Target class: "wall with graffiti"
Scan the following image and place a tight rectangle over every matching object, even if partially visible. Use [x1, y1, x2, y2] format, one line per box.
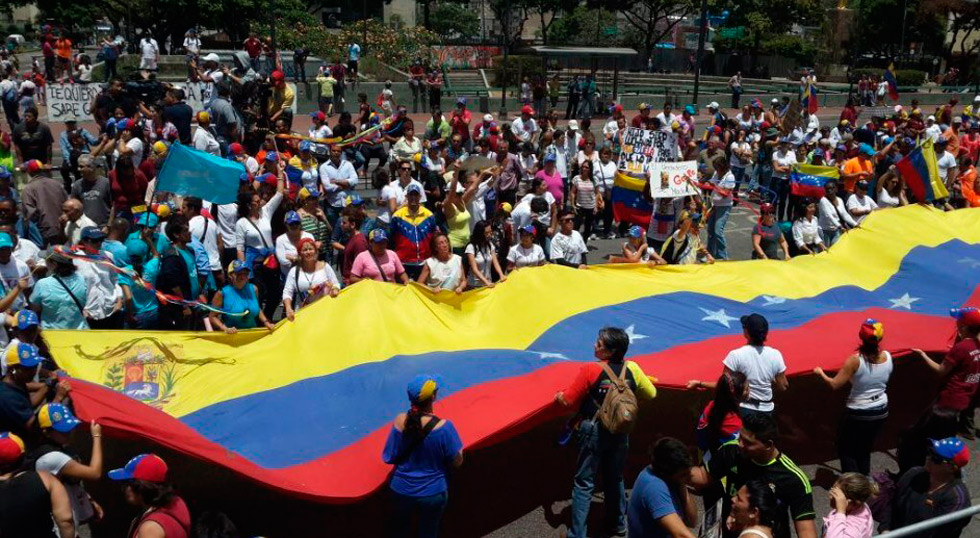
[432, 46, 502, 69]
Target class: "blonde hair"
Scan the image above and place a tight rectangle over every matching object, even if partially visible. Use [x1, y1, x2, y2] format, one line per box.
[836, 472, 879, 503]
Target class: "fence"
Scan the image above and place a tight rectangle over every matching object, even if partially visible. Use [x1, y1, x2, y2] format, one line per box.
[875, 504, 980, 538]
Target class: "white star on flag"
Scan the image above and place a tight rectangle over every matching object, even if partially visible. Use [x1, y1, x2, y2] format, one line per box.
[532, 351, 571, 361]
[761, 295, 786, 306]
[700, 307, 740, 328]
[888, 293, 920, 310]
[958, 257, 980, 269]
[624, 324, 648, 343]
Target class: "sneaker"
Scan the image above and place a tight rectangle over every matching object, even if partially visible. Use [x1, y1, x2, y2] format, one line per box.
[588, 234, 597, 241]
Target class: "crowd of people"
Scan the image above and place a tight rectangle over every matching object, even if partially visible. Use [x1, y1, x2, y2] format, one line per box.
[0, 30, 977, 537]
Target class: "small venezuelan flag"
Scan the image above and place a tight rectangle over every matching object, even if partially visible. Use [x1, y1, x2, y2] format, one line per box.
[802, 81, 819, 114]
[884, 63, 900, 101]
[895, 140, 949, 202]
[791, 164, 838, 198]
[611, 171, 652, 227]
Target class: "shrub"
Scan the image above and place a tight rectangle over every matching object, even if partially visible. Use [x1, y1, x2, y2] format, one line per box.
[850, 67, 926, 87]
[491, 55, 545, 86]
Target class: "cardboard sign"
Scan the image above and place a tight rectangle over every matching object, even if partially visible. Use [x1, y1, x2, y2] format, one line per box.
[617, 127, 678, 174]
[646, 160, 700, 199]
[45, 83, 102, 122]
[780, 99, 803, 134]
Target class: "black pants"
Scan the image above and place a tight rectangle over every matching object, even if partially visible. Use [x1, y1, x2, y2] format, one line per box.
[837, 408, 887, 475]
[575, 207, 595, 239]
[158, 303, 192, 331]
[44, 56, 55, 81]
[565, 96, 580, 119]
[1, 100, 18, 128]
[429, 88, 441, 112]
[897, 405, 959, 474]
[599, 193, 614, 236]
[251, 265, 283, 321]
[87, 311, 124, 330]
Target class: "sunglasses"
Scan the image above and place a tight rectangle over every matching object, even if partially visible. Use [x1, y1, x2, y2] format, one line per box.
[400, 167, 412, 171]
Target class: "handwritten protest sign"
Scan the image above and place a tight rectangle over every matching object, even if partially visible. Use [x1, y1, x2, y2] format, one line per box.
[617, 127, 678, 174]
[646, 160, 700, 199]
[45, 84, 101, 122]
[175, 82, 297, 114]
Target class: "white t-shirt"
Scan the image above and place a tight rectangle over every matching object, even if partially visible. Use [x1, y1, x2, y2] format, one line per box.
[464, 243, 496, 287]
[466, 179, 492, 229]
[215, 203, 238, 251]
[507, 243, 545, 269]
[274, 232, 315, 276]
[12, 238, 42, 269]
[710, 170, 736, 207]
[183, 36, 201, 54]
[772, 149, 797, 179]
[0, 257, 32, 311]
[139, 38, 158, 60]
[594, 160, 617, 193]
[423, 255, 464, 290]
[189, 215, 220, 271]
[846, 194, 878, 224]
[730, 141, 752, 168]
[656, 112, 677, 131]
[234, 192, 283, 252]
[722, 344, 787, 412]
[282, 263, 340, 308]
[550, 231, 587, 265]
[192, 126, 221, 156]
[113, 138, 144, 168]
[937, 150, 957, 181]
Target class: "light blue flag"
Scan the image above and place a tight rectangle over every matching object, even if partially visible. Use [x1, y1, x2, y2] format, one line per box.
[155, 143, 245, 204]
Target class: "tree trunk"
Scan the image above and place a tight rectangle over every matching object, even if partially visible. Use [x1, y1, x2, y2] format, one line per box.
[540, 10, 548, 45]
[423, 0, 431, 28]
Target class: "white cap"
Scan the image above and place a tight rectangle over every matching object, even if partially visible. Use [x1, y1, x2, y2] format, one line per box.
[567, 119, 579, 131]
[954, 116, 963, 123]
[202, 52, 220, 63]
[974, 95, 980, 102]
[19, 80, 34, 90]
[927, 115, 936, 122]
[708, 101, 720, 109]
[771, 98, 779, 104]
[483, 114, 494, 122]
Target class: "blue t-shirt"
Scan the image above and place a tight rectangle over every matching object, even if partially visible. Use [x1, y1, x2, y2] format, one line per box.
[627, 468, 683, 538]
[103, 239, 130, 266]
[382, 420, 463, 497]
[220, 283, 260, 329]
[29, 273, 90, 330]
[348, 44, 361, 62]
[118, 264, 159, 315]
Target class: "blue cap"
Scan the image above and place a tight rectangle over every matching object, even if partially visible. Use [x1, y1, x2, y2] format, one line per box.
[407, 374, 442, 404]
[930, 437, 970, 467]
[134, 212, 159, 228]
[519, 224, 535, 235]
[80, 226, 106, 241]
[299, 140, 313, 152]
[628, 225, 644, 238]
[543, 153, 556, 163]
[0, 166, 10, 179]
[369, 228, 388, 243]
[14, 309, 38, 330]
[284, 210, 302, 225]
[859, 143, 875, 156]
[5, 342, 40, 369]
[684, 104, 697, 115]
[227, 260, 249, 273]
[0, 232, 13, 249]
[406, 183, 423, 195]
[125, 236, 150, 264]
[345, 193, 364, 206]
[265, 151, 279, 162]
[37, 403, 82, 433]
[239, 172, 251, 184]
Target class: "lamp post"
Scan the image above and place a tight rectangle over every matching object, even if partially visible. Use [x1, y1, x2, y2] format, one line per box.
[692, 0, 708, 106]
[499, 0, 509, 117]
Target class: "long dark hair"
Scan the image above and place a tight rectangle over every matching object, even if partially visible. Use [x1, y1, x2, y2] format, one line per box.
[742, 479, 779, 529]
[858, 338, 880, 363]
[470, 219, 491, 255]
[705, 370, 748, 448]
[404, 396, 434, 443]
[129, 479, 176, 508]
[236, 191, 255, 220]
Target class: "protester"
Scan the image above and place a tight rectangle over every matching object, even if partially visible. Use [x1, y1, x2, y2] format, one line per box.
[752, 203, 791, 260]
[283, 237, 339, 320]
[0, 431, 75, 537]
[823, 473, 876, 538]
[210, 260, 275, 333]
[725, 480, 779, 538]
[109, 453, 192, 538]
[29, 250, 89, 330]
[696, 370, 749, 461]
[417, 234, 466, 294]
[350, 229, 410, 284]
[626, 437, 698, 538]
[555, 327, 657, 538]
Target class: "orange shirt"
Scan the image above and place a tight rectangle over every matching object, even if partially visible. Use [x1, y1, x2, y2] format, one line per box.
[961, 166, 980, 207]
[944, 127, 961, 157]
[842, 156, 873, 193]
[55, 38, 72, 59]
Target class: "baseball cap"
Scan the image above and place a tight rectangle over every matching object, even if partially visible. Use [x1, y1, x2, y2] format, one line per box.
[708, 101, 720, 109]
[930, 437, 970, 468]
[108, 453, 169, 483]
[638, 102, 652, 111]
[771, 98, 779, 104]
[239, 172, 252, 184]
[369, 228, 388, 243]
[202, 52, 220, 63]
[684, 104, 697, 115]
[456, 97, 467, 106]
[859, 318, 884, 342]
[954, 116, 964, 124]
[154, 203, 172, 219]
[951, 307, 980, 329]
[406, 183, 423, 196]
[856, 180, 870, 191]
[14, 309, 38, 330]
[543, 153, 557, 163]
[567, 119, 579, 131]
[498, 202, 513, 214]
[135, 211, 159, 228]
[298, 186, 320, 200]
[152, 141, 169, 156]
[284, 210, 302, 225]
[0, 433, 25, 465]
[24, 160, 43, 175]
[345, 193, 365, 206]
[5, 342, 40, 369]
[0, 166, 11, 179]
[407, 374, 442, 404]
[258, 173, 278, 186]
[227, 260, 249, 274]
[36, 403, 82, 433]
[483, 114, 494, 122]
[518, 224, 535, 236]
[740, 313, 769, 340]
[310, 111, 326, 122]
[0, 232, 13, 249]
[264, 151, 279, 163]
[80, 226, 107, 241]
[628, 225, 644, 238]
[299, 140, 313, 152]
[271, 70, 285, 82]
[521, 105, 534, 115]
[229, 142, 244, 156]
[927, 115, 936, 122]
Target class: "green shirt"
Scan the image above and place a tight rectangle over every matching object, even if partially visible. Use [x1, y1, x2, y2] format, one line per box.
[316, 74, 336, 98]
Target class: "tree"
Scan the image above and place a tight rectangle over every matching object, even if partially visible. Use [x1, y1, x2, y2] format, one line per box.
[549, 5, 618, 46]
[849, 0, 943, 60]
[715, 0, 822, 67]
[430, 2, 481, 39]
[589, 0, 696, 58]
[933, 0, 980, 60]
[525, 0, 580, 44]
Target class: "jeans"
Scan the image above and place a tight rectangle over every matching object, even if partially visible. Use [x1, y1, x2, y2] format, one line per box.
[707, 204, 731, 260]
[345, 147, 366, 171]
[389, 490, 448, 538]
[772, 176, 790, 221]
[822, 228, 841, 248]
[575, 207, 596, 239]
[732, 166, 746, 194]
[569, 419, 628, 538]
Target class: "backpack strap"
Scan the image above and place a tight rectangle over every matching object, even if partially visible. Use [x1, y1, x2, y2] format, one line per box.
[599, 361, 628, 391]
[392, 414, 440, 466]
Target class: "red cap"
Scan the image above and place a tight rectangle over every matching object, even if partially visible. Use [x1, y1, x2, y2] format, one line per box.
[712, 125, 722, 134]
[229, 142, 244, 156]
[761, 121, 771, 130]
[613, 104, 623, 113]
[108, 453, 169, 483]
[24, 160, 43, 174]
[0, 433, 25, 464]
[260, 173, 278, 186]
[521, 105, 534, 115]
[957, 308, 980, 329]
[271, 70, 285, 82]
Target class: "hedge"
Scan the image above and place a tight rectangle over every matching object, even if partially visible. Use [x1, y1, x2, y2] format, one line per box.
[850, 68, 926, 87]
[491, 55, 546, 86]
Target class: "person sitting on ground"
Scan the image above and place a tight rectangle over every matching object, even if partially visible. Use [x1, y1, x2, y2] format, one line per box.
[609, 225, 667, 265]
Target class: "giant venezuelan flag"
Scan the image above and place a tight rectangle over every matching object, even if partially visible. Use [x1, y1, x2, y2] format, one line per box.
[47, 206, 980, 503]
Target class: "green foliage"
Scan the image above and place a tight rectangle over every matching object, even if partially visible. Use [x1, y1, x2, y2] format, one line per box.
[717, 0, 822, 50]
[548, 5, 619, 46]
[713, 34, 817, 64]
[279, 18, 438, 70]
[492, 55, 545, 86]
[850, 68, 926, 87]
[851, 0, 944, 58]
[430, 2, 481, 39]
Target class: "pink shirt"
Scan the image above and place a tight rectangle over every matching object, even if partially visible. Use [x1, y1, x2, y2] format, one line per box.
[350, 249, 405, 282]
[535, 169, 564, 206]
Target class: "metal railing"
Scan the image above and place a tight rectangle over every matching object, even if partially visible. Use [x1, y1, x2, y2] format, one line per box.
[875, 504, 980, 538]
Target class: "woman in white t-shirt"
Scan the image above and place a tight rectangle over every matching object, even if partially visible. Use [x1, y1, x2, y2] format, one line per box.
[791, 200, 824, 255]
[418, 234, 466, 293]
[113, 119, 145, 168]
[594, 147, 618, 238]
[876, 171, 908, 208]
[234, 164, 285, 317]
[506, 224, 545, 273]
[283, 238, 340, 321]
[465, 220, 506, 288]
[813, 319, 892, 475]
[274, 211, 315, 276]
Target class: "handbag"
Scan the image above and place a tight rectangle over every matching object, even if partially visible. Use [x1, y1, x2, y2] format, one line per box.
[245, 219, 278, 271]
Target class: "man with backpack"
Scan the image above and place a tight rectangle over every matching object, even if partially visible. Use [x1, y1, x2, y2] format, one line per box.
[555, 326, 657, 538]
